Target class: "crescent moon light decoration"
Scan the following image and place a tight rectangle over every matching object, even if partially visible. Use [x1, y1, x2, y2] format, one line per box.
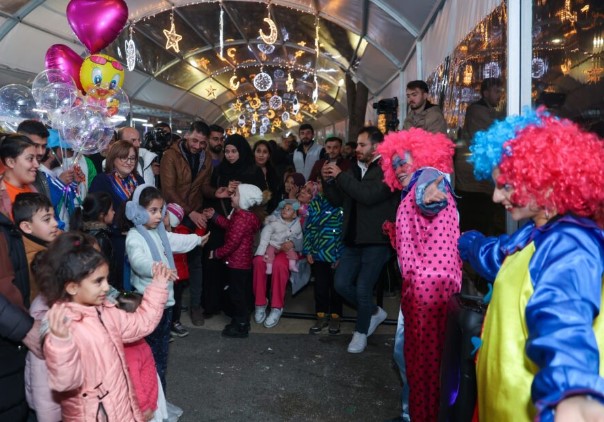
[227, 48, 236, 59]
[259, 17, 277, 45]
[249, 96, 261, 109]
[229, 74, 240, 91]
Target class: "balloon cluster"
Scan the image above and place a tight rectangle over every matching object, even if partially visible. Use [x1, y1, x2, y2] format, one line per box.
[0, 0, 129, 155]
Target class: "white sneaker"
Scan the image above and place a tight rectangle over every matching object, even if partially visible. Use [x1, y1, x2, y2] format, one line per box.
[263, 308, 283, 328]
[367, 306, 387, 337]
[347, 331, 367, 353]
[254, 304, 267, 324]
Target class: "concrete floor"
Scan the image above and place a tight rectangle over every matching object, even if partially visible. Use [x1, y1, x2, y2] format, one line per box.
[165, 283, 403, 421]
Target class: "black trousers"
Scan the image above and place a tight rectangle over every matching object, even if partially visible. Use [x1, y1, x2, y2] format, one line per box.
[227, 268, 252, 324]
[312, 261, 343, 316]
[438, 293, 486, 422]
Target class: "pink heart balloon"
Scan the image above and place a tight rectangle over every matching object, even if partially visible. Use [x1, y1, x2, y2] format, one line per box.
[45, 44, 84, 92]
[66, 0, 129, 54]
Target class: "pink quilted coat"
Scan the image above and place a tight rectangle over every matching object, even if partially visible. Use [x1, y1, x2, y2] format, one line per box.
[43, 282, 168, 421]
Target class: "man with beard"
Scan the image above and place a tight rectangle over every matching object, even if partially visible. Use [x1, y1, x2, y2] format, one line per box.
[161, 120, 212, 326]
[402, 80, 447, 134]
[321, 126, 399, 354]
[293, 123, 324, 181]
[207, 124, 225, 168]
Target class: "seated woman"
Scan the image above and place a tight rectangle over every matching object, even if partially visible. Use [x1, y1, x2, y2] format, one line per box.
[460, 113, 604, 421]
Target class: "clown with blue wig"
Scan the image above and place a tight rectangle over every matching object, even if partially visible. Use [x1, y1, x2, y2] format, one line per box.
[460, 110, 604, 420]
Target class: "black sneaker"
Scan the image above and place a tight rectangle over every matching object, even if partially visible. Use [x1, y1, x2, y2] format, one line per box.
[309, 315, 330, 334]
[221, 322, 250, 338]
[328, 316, 341, 335]
[171, 322, 189, 338]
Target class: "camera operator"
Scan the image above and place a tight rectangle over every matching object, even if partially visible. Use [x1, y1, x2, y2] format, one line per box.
[402, 80, 447, 134]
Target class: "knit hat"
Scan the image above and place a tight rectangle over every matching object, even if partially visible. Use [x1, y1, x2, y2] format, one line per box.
[237, 184, 264, 210]
[166, 203, 185, 228]
[290, 173, 306, 189]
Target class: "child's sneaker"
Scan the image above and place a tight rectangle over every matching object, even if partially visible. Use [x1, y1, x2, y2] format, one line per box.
[266, 263, 273, 275]
[254, 304, 267, 324]
[328, 314, 341, 335]
[288, 259, 298, 273]
[263, 308, 283, 328]
[170, 322, 189, 338]
[309, 313, 329, 334]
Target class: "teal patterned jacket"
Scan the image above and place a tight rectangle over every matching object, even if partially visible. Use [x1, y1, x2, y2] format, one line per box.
[302, 193, 344, 263]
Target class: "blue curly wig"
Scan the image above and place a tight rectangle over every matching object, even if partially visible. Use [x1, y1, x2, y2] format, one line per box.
[469, 107, 547, 180]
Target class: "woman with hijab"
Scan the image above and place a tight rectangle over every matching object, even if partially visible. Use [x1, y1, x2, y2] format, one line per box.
[202, 134, 265, 317]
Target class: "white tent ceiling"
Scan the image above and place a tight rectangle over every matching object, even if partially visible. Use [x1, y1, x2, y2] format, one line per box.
[0, 0, 474, 129]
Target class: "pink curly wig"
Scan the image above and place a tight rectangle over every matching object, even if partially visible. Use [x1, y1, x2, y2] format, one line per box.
[498, 116, 604, 222]
[377, 128, 455, 191]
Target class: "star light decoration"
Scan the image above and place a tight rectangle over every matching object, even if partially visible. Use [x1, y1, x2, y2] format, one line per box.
[286, 72, 294, 92]
[232, 99, 243, 112]
[197, 57, 210, 71]
[206, 83, 217, 99]
[163, 10, 182, 53]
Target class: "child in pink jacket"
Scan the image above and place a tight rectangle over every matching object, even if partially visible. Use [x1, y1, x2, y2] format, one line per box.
[38, 232, 170, 422]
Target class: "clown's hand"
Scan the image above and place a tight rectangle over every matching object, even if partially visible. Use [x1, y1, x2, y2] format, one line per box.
[423, 175, 446, 204]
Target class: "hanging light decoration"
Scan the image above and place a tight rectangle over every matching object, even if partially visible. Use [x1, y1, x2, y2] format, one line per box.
[253, 69, 273, 91]
[163, 9, 182, 53]
[229, 70, 240, 91]
[259, 1, 277, 45]
[286, 71, 294, 92]
[281, 111, 290, 122]
[125, 25, 136, 71]
[269, 95, 283, 110]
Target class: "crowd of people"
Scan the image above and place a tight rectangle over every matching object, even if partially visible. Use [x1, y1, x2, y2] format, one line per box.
[2, 77, 604, 421]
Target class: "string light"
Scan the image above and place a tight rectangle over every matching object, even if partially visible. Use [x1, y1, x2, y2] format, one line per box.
[163, 9, 182, 53]
[313, 14, 320, 103]
[219, 1, 224, 59]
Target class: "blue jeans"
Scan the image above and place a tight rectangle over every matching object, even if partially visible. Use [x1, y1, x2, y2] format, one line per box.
[146, 306, 173, 392]
[334, 245, 390, 334]
[394, 308, 411, 422]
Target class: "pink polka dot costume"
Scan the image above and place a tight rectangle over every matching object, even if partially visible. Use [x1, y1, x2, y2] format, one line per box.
[377, 129, 462, 421]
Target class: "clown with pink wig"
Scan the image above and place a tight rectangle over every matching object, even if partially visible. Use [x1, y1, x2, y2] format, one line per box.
[377, 128, 462, 422]
[460, 112, 604, 421]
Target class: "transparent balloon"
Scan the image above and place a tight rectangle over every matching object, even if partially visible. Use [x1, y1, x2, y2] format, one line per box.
[0, 84, 39, 124]
[58, 105, 110, 155]
[31, 69, 78, 125]
[85, 86, 130, 127]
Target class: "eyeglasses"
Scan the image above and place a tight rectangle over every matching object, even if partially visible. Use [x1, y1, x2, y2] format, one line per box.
[119, 156, 137, 163]
[90, 55, 124, 71]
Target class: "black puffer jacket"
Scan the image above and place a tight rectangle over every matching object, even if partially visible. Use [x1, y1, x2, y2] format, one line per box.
[0, 213, 33, 421]
[323, 159, 399, 246]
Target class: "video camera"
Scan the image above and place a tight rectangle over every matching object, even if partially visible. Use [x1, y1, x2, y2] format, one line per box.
[373, 97, 399, 114]
[373, 97, 399, 132]
[143, 127, 173, 155]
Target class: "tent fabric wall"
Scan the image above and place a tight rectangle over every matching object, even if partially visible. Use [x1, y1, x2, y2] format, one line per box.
[422, 0, 502, 76]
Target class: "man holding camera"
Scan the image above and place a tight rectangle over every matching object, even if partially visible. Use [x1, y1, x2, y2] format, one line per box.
[308, 136, 350, 182]
[402, 80, 447, 134]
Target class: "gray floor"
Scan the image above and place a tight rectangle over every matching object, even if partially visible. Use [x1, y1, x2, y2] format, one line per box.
[165, 283, 403, 421]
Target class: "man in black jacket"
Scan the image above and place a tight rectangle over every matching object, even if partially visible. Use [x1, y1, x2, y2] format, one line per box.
[322, 126, 399, 354]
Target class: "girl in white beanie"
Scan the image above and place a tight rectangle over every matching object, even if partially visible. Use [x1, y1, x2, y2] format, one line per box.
[207, 183, 269, 338]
